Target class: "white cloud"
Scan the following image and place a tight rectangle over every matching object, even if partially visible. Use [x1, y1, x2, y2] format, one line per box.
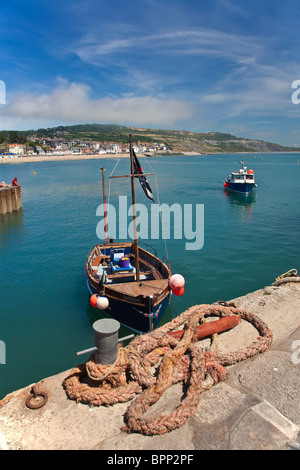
[199, 61, 295, 119]
[76, 28, 262, 67]
[2, 79, 193, 129]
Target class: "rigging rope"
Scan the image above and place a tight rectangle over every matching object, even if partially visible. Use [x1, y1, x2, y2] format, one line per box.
[143, 157, 171, 271]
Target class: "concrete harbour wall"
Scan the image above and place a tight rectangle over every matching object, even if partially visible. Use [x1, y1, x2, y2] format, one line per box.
[0, 185, 22, 214]
[0, 281, 299, 450]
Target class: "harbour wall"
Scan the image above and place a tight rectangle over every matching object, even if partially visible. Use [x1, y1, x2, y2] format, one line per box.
[0, 185, 22, 214]
[0, 281, 299, 450]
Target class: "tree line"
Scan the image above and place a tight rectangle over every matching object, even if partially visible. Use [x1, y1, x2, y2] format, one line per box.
[0, 131, 27, 145]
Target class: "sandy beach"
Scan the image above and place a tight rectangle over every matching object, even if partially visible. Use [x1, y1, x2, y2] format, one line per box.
[0, 153, 131, 164]
[0, 151, 200, 165]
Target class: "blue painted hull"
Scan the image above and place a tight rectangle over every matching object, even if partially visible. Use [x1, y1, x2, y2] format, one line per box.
[87, 280, 171, 333]
[226, 182, 256, 194]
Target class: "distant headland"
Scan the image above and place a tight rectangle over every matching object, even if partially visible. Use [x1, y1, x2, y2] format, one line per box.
[0, 123, 299, 162]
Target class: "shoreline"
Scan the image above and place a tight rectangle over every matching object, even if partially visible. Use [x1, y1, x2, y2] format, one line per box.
[0, 153, 131, 164]
[0, 151, 200, 164]
[1, 150, 300, 165]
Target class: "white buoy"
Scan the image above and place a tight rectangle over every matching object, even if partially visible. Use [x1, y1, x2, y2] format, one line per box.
[96, 296, 109, 310]
[169, 274, 185, 290]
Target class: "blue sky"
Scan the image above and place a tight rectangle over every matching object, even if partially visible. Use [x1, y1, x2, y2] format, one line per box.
[1, 0, 300, 146]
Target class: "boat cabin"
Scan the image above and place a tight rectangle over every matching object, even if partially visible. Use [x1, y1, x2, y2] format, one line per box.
[229, 168, 255, 184]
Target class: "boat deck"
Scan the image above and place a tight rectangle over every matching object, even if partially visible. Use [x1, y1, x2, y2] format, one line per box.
[108, 278, 169, 298]
[91, 252, 162, 284]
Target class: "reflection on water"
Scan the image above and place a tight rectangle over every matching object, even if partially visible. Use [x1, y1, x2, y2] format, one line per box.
[223, 189, 256, 223]
[0, 209, 24, 250]
[223, 189, 256, 206]
[0, 208, 24, 228]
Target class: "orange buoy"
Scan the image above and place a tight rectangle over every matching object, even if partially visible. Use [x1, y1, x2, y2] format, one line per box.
[248, 169, 253, 174]
[90, 294, 98, 307]
[224, 182, 228, 187]
[172, 286, 185, 296]
[168, 315, 241, 340]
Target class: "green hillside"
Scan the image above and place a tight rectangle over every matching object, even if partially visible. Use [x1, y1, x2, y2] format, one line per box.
[1, 123, 298, 154]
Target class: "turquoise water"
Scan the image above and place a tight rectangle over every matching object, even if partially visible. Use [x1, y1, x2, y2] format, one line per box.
[1, 153, 300, 399]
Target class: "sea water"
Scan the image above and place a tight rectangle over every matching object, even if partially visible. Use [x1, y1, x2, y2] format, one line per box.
[0, 153, 299, 399]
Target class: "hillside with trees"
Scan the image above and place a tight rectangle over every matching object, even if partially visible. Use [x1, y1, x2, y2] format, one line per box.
[0, 123, 298, 154]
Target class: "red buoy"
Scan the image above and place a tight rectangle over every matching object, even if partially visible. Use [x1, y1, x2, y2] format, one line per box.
[172, 286, 185, 296]
[90, 294, 98, 307]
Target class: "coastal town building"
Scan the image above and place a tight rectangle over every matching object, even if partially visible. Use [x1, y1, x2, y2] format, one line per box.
[6, 144, 25, 155]
[0, 135, 171, 159]
[71, 147, 82, 155]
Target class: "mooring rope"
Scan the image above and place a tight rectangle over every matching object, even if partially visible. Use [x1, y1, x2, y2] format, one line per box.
[63, 303, 273, 436]
[275, 268, 298, 281]
[272, 269, 300, 287]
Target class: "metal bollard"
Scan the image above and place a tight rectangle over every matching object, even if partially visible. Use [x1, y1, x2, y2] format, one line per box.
[76, 319, 135, 363]
[92, 318, 120, 365]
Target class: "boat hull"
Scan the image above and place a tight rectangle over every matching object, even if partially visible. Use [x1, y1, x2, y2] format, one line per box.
[85, 242, 171, 333]
[87, 279, 171, 333]
[225, 182, 256, 194]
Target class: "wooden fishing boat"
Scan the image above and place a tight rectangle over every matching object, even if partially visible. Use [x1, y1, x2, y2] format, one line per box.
[85, 135, 171, 333]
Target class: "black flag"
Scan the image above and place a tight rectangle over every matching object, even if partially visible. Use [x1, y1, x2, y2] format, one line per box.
[133, 150, 155, 202]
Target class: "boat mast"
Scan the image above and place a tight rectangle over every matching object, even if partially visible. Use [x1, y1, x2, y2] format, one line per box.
[100, 166, 109, 245]
[129, 134, 140, 282]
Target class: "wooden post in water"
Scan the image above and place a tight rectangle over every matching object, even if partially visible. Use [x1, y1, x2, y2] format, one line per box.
[0, 185, 22, 215]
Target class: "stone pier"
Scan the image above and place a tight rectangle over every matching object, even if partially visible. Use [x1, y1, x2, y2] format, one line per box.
[0, 282, 299, 450]
[0, 185, 22, 215]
